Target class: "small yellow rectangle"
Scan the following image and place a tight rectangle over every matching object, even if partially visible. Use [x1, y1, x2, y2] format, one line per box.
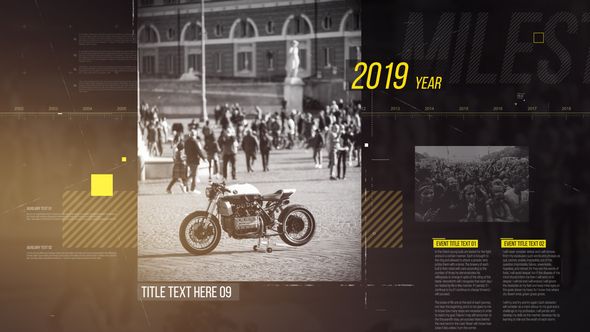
[501, 239, 546, 248]
[533, 32, 544, 44]
[91, 174, 113, 197]
[121, 156, 127, 162]
[433, 238, 479, 248]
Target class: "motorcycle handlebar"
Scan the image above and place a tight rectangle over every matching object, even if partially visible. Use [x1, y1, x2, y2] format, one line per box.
[210, 182, 231, 194]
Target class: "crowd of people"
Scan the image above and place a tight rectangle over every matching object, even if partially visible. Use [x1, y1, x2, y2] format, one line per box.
[415, 155, 529, 222]
[139, 98, 363, 193]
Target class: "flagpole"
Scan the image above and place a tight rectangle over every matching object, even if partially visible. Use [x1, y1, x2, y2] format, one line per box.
[201, 0, 207, 121]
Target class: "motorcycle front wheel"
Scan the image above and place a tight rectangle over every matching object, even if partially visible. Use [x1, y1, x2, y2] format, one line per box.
[179, 211, 221, 255]
[278, 204, 316, 246]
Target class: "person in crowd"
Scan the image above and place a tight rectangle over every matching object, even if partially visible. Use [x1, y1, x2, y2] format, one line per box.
[459, 184, 485, 222]
[171, 130, 183, 150]
[324, 105, 333, 129]
[317, 110, 327, 133]
[160, 116, 170, 143]
[504, 175, 529, 222]
[280, 98, 287, 112]
[337, 126, 353, 179]
[218, 128, 237, 180]
[201, 120, 212, 137]
[439, 177, 461, 221]
[251, 106, 263, 134]
[150, 106, 159, 122]
[231, 108, 245, 143]
[309, 128, 324, 168]
[203, 126, 220, 180]
[326, 124, 341, 180]
[188, 118, 199, 132]
[353, 126, 362, 167]
[269, 115, 281, 149]
[213, 105, 222, 126]
[241, 129, 259, 173]
[415, 184, 440, 222]
[140, 101, 149, 124]
[155, 120, 165, 156]
[280, 107, 288, 129]
[184, 130, 207, 193]
[301, 112, 313, 145]
[146, 121, 158, 156]
[486, 182, 517, 222]
[220, 108, 231, 130]
[259, 128, 272, 172]
[331, 100, 341, 123]
[285, 113, 296, 149]
[166, 141, 188, 194]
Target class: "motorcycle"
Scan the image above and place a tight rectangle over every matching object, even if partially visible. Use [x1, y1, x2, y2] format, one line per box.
[179, 181, 316, 254]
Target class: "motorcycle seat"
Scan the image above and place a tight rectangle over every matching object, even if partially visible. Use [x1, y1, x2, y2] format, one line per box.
[262, 189, 296, 201]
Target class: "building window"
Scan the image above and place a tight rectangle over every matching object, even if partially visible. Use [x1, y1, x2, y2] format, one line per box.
[266, 51, 274, 70]
[141, 55, 156, 74]
[139, 26, 158, 43]
[266, 20, 274, 34]
[234, 42, 255, 77]
[323, 47, 335, 67]
[166, 55, 177, 75]
[349, 45, 361, 61]
[286, 15, 311, 35]
[322, 16, 332, 30]
[237, 52, 252, 72]
[235, 19, 255, 38]
[140, 0, 154, 7]
[299, 47, 308, 71]
[188, 53, 202, 72]
[214, 52, 222, 72]
[167, 28, 176, 40]
[346, 11, 361, 31]
[185, 23, 202, 41]
[214, 24, 223, 37]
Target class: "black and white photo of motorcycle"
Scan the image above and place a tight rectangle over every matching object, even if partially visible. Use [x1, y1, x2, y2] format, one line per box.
[179, 181, 316, 254]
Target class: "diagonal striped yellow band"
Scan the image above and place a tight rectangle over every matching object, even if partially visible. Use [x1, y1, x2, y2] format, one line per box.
[362, 190, 403, 248]
[62, 191, 136, 248]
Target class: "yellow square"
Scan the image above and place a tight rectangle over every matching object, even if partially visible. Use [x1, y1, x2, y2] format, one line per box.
[533, 32, 544, 44]
[121, 156, 127, 162]
[91, 174, 113, 197]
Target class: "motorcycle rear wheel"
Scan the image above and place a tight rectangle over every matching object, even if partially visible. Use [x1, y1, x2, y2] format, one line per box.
[278, 204, 315, 246]
[179, 211, 221, 255]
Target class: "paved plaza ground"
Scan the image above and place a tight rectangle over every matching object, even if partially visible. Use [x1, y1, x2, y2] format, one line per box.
[138, 146, 361, 282]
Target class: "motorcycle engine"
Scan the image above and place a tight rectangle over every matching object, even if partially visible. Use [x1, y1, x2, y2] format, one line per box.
[220, 197, 263, 238]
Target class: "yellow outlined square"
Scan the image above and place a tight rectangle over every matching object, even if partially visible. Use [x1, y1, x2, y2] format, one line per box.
[533, 32, 544, 44]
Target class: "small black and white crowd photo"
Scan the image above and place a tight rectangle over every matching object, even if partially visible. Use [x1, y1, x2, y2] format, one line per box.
[415, 146, 529, 223]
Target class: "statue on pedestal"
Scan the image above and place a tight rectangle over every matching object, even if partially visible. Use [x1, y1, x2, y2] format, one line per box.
[284, 40, 304, 112]
[285, 40, 301, 81]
